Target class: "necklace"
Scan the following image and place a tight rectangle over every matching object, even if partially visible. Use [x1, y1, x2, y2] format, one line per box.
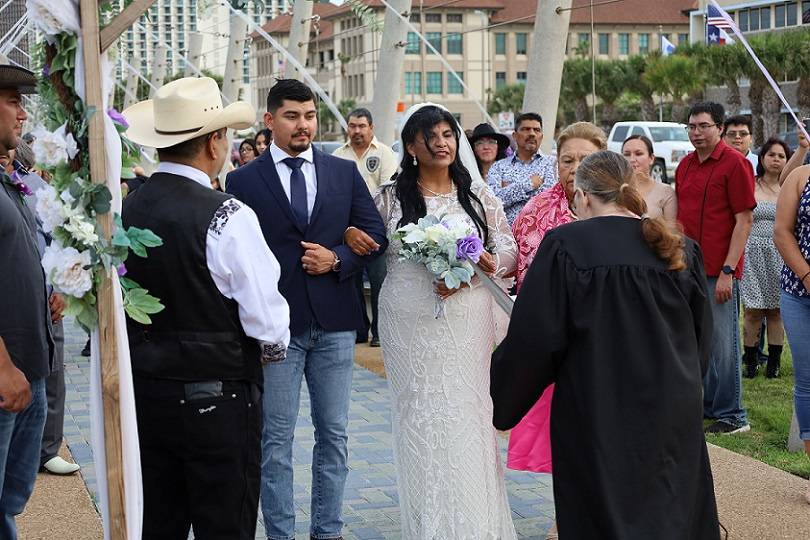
[417, 180, 455, 198]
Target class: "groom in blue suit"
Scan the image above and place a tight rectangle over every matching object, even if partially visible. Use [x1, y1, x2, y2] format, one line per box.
[227, 79, 387, 540]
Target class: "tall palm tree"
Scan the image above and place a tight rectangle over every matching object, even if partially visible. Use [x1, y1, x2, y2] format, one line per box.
[689, 41, 746, 116]
[644, 54, 704, 122]
[595, 59, 629, 126]
[626, 54, 658, 121]
[744, 32, 788, 145]
[785, 27, 810, 120]
[560, 58, 592, 122]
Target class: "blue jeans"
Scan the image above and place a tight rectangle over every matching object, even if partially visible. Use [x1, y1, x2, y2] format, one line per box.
[261, 322, 355, 540]
[781, 291, 810, 440]
[0, 378, 47, 539]
[703, 278, 748, 427]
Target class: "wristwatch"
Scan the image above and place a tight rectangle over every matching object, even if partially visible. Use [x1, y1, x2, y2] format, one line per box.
[721, 265, 735, 275]
[331, 250, 341, 272]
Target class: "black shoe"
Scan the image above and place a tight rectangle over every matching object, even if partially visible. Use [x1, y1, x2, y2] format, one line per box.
[355, 334, 368, 344]
[743, 346, 758, 378]
[766, 345, 782, 378]
[704, 421, 751, 434]
[80, 339, 91, 357]
[370, 337, 380, 347]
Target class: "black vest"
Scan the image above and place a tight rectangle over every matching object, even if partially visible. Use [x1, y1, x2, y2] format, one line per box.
[122, 172, 261, 384]
[0, 177, 52, 381]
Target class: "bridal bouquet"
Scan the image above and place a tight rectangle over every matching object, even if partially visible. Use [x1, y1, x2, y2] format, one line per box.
[393, 214, 485, 316]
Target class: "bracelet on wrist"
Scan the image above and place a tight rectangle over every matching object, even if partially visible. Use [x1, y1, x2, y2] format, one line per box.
[801, 270, 810, 283]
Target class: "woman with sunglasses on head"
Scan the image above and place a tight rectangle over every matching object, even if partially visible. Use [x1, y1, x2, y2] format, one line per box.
[492, 150, 720, 539]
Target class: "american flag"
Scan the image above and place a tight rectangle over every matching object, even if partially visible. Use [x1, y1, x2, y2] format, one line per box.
[707, 4, 734, 30]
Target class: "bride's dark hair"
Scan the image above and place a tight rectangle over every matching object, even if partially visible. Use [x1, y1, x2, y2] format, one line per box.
[392, 105, 489, 246]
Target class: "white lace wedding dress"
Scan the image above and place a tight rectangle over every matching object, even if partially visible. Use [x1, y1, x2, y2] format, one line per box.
[374, 181, 518, 539]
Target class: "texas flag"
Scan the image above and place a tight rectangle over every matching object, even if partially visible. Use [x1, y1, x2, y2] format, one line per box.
[707, 3, 735, 46]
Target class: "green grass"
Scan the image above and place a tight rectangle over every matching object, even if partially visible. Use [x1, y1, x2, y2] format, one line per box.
[705, 344, 810, 478]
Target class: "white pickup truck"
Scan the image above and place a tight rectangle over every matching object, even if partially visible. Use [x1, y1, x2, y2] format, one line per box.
[607, 121, 694, 184]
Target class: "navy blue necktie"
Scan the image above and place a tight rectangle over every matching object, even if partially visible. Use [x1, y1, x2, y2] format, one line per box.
[283, 157, 308, 228]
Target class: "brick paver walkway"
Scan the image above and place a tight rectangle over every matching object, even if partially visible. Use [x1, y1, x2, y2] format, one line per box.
[62, 322, 554, 539]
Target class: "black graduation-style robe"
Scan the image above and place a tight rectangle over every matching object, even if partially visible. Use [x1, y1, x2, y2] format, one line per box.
[491, 216, 721, 540]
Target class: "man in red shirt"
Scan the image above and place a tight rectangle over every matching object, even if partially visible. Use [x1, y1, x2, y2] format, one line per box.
[676, 102, 755, 435]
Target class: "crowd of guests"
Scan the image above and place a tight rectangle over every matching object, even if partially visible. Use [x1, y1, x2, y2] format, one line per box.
[3, 58, 810, 540]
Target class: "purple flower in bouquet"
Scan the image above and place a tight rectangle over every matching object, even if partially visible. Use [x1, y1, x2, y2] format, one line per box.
[456, 234, 484, 263]
[107, 108, 129, 128]
[117, 263, 127, 277]
[42, 64, 50, 78]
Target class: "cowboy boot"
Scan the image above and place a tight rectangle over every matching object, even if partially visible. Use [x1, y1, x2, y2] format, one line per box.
[766, 344, 783, 379]
[743, 346, 759, 378]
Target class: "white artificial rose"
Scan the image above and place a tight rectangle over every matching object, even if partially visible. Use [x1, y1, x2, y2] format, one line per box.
[26, 0, 81, 37]
[63, 215, 99, 245]
[424, 224, 448, 244]
[41, 244, 93, 298]
[31, 124, 70, 167]
[34, 185, 66, 233]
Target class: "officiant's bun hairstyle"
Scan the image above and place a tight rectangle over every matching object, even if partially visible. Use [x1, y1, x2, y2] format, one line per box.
[395, 105, 489, 247]
[576, 151, 686, 271]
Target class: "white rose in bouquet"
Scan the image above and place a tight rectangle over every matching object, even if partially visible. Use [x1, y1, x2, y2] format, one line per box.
[41, 244, 93, 298]
[34, 185, 66, 233]
[26, 0, 81, 37]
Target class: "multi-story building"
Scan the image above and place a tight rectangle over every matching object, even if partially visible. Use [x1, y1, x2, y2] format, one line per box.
[250, 0, 694, 130]
[116, 0, 290, 85]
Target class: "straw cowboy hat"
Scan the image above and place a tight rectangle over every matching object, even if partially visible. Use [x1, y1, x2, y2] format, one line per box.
[123, 77, 255, 149]
[0, 64, 37, 94]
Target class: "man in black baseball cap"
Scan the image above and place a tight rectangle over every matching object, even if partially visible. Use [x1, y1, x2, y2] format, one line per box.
[0, 63, 54, 539]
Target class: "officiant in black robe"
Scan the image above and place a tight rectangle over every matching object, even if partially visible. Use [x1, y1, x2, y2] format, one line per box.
[491, 215, 721, 540]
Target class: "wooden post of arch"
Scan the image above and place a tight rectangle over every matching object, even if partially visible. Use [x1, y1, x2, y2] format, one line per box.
[78, 1, 156, 538]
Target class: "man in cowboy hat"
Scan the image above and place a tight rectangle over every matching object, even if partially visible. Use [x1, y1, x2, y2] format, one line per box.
[332, 107, 397, 348]
[0, 64, 53, 539]
[121, 76, 290, 539]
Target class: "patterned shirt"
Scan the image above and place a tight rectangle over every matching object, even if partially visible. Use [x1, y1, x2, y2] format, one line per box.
[486, 152, 558, 225]
[781, 176, 810, 298]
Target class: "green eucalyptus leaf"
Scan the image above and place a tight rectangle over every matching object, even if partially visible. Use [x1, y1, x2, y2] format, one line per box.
[126, 288, 165, 314]
[119, 276, 139, 290]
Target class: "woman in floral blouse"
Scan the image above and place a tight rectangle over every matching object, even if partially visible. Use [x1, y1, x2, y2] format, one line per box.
[506, 122, 607, 476]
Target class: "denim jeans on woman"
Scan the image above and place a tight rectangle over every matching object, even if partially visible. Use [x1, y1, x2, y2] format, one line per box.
[703, 277, 748, 428]
[781, 291, 810, 440]
[261, 322, 355, 540]
[0, 378, 47, 539]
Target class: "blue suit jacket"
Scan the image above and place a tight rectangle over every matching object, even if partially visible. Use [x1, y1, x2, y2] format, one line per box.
[227, 147, 388, 337]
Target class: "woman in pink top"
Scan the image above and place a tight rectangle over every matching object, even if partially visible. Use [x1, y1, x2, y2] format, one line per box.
[508, 122, 607, 472]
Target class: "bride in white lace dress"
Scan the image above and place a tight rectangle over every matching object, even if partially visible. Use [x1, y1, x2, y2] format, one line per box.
[373, 104, 517, 539]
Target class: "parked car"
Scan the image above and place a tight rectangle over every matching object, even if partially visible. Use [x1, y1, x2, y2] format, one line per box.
[607, 121, 694, 183]
[312, 141, 343, 154]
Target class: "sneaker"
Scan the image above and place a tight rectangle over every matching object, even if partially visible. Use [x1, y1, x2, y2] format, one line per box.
[369, 337, 380, 348]
[80, 339, 91, 357]
[704, 421, 751, 435]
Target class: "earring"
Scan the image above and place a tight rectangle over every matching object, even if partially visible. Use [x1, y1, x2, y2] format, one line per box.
[412, 155, 417, 166]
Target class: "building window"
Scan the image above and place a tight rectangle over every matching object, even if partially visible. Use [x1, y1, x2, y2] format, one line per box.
[678, 33, 689, 45]
[448, 72, 463, 94]
[638, 33, 650, 54]
[409, 13, 420, 23]
[495, 33, 506, 55]
[405, 72, 421, 94]
[618, 33, 629, 55]
[425, 13, 441, 23]
[427, 71, 442, 94]
[776, 3, 787, 26]
[516, 71, 527, 85]
[803, 2, 810, 24]
[750, 8, 761, 30]
[516, 33, 528, 55]
[447, 32, 462, 54]
[426, 32, 441, 54]
[578, 32, 590, 45]
[739, 10, 749, 31]
[406, 32, 420, 54]
[761, 6, 771, 29]
[495, 71, 506, 90]
[447, 13, 463, 23]
[788, 2, 798, 25]
[598, 33, 610, 55]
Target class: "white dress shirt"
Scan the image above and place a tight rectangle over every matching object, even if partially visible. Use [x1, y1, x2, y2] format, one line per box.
[268, 142, 318, 219]
[746, 150, 758, 175]
[155, 162, 290, 351]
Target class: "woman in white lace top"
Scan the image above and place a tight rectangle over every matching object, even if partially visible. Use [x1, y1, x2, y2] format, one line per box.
[372, 104, 517, 539]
